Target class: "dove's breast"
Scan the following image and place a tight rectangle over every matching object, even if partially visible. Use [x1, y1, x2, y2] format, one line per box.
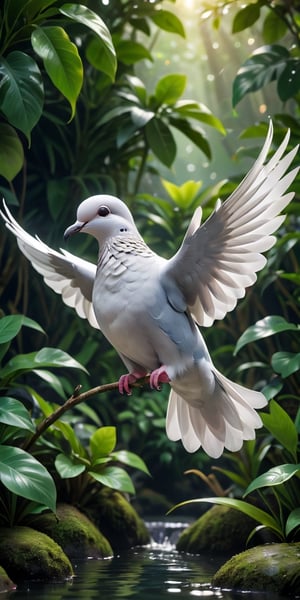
[92, 237, 169, 369]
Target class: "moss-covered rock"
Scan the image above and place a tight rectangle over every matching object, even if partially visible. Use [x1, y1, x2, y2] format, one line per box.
[212, 543, 300, 594]
[0, 565, 15, 592]
[176, 505, 256, 554]
[88, 488, 150, 552]
[0, 526, 73, 583]
[32, 503, 113, 560]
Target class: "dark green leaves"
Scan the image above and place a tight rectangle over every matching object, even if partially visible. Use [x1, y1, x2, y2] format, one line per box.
[233, 45, 300, 106]
[245, 464, 300, 496]
[154, 74, 186, 105]
[0, 1, 118, 180]
[232, 3, 261, 34]
[54, 425, 150, 495]
[31, 26, 83, 120]
[0, 315, 45, 345]
[0, 347, 88, 385]
[261, 400, 298, 461]
[0, 445, 56, 513]
[234, 316, 299, 355]
[0, 51, 43, 142]
[151, 10, 185, 38]
[60, 3, 116, 80]
[145, 118, 176, 167]
[0, 397, 35, 433]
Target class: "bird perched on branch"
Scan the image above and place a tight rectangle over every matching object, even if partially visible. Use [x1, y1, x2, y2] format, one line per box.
[1, 121, 298, 458]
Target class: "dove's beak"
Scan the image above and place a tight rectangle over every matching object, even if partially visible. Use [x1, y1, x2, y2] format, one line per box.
[64, 220, 86, 240]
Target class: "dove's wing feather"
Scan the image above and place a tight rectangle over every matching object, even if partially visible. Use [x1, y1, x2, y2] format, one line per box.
[164, 122, 299, 326]
[1, 202, 99, 329]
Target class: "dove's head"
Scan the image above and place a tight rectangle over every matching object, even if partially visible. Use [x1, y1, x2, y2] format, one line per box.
[64, 195, 140, 244]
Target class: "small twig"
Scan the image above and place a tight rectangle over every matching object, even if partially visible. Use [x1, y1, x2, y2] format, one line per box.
[23, 376, 151, 452]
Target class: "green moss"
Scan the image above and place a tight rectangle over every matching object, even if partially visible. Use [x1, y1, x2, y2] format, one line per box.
[87, 488, 150, 552]
[32, 503, 113, 559]
[176, 505, 256, 554]
[0, 565, 15, 592]
[213, 543, 300, 594]
[0, 526, 73, 583]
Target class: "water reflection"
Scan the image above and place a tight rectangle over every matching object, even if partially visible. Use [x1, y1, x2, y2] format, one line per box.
[4, 523, 293, 600]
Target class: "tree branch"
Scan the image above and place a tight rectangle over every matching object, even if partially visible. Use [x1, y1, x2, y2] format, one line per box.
[23, 376, 151, 452]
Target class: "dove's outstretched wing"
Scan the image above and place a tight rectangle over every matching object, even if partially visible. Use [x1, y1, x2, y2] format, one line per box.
[1, 201, 99, 329]
[163, 121, 299, 327]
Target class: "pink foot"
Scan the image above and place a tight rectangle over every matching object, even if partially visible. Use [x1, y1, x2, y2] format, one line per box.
[149, 366, 170, 390]
[118, 371, 146, 395]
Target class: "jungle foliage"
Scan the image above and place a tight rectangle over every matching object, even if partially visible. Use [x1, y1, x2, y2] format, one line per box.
[0, 0, 299, 515]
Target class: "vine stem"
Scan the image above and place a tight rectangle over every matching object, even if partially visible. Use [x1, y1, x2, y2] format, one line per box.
[22, 376, 151, 452]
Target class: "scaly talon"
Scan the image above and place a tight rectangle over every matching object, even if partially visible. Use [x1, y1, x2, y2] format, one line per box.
[118, 371, 146, 395]
[149, 366, 170, 390]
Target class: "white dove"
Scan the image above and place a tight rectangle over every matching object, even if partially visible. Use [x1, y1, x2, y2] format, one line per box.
[1, 122, 298, 458]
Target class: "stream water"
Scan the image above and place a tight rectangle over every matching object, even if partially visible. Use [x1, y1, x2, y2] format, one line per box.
[2, 520, 293, 600]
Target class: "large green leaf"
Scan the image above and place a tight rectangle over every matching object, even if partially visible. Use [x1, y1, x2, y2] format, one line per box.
[90, 466, 135, 494]
[245, 464, 300, 496]
[60, 3, 116, 81]
[232, 45, 289, 107]
[169, 497, 282, 536]
[0, 347, 87, 383]
[0, 315, 45, 363]
[261, 400, 298, 460]
[111, 449, 151, 476]
[55, 453, 86, 479]
[116, 40, 152, 65]
[154, 74, 186, 106]
[151, 9, 185, 38]
[31, 26, 83, 120]
[0, 397, 35, 432]
[232, 3, 261, 33]
[0, 51, 44, 142]
[271, 351, 300, 379]
[173, 101, 226, 134]
[0, 445, 56, 512]
[145, 118, 176, 167]
[286, 508, 300, 537]
[0, 123, 24, 181]
[90, 426, 116, 459]
[0, 315, 45, 345]
[234, 316, 299, 355]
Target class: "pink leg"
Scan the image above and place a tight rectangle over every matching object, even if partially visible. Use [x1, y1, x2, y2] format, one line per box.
[118, 371, 147, 395]
[149, 366, 170, 390]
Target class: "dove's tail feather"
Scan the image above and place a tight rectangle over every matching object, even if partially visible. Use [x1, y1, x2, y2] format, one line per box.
[166, 369, 267, 458]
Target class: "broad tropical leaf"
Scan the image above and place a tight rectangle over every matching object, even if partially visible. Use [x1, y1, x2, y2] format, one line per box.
[0, 397, 35, 432]
[60, 3, 116, 80]
[90, 466, 135, 494]
[31, 26, 83, 119]
[0, 445, 56, 512]
[111, 449, 151, 475]
[261, 400, 298, 460]
[0, 51, 43, 141]
[90, 426, 116, 458]
[245, 464, 300, 496]
[234, 316, 299, 355]
[55, 453, 86, 479]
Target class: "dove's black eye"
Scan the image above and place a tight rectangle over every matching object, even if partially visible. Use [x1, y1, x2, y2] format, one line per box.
[97, 206, 110, 217]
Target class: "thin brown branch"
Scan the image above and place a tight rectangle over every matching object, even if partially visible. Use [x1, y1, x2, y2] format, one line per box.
[23, 376, 151, 452]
